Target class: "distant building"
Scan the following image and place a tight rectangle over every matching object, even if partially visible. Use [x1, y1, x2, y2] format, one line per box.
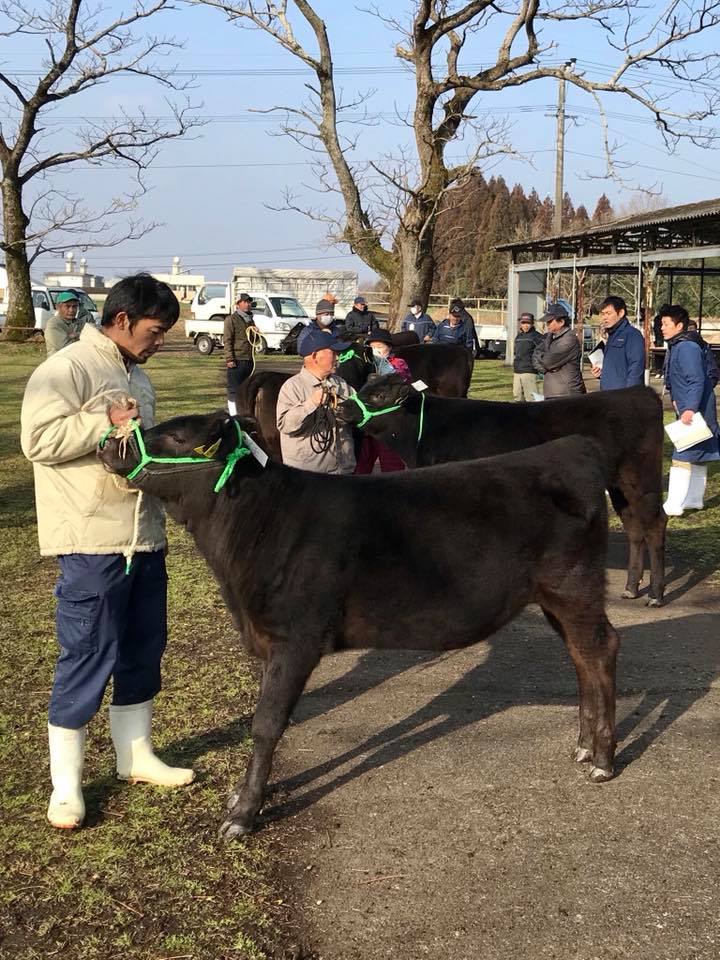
[150, 257, 204, 301]
[44, 252, 104, 289]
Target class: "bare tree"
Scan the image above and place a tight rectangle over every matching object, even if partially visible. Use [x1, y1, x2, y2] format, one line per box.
[0, 0, 198, 340]
[197, 0, 720, 320]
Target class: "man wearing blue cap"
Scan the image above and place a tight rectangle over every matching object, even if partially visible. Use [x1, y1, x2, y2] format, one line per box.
[276, 327, 356, 473]
[344, 295, 379, 338]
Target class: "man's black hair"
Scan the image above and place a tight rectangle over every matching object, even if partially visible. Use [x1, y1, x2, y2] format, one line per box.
[102, 273, 180, 330]
[600, 295, 627, 317]
[660, 304, 690, 330]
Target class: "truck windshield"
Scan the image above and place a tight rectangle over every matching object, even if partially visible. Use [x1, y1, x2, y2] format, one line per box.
[269, 297, 307, 318]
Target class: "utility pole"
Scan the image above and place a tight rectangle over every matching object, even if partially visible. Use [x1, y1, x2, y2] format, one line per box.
[554, 77, 566, 235]
[553, 60, 576, 235]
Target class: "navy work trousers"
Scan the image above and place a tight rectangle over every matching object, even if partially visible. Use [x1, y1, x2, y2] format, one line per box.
[49, 551, 168, 729]
[226, 361, 253, 402]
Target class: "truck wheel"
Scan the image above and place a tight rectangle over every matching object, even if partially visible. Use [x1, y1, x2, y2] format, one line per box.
[196, 334, 214, 356]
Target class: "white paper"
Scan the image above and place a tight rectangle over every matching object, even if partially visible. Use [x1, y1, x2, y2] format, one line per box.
[587, 347, 604, 368]
[243, 431, 269, 467]
[412, 379, 429, 392]
[664, 413, 713, 452]
[531, 392, 545, 402]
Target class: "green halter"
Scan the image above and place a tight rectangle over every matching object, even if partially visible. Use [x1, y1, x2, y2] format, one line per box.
[99, 419, 251, 493]
[349, 390, 426, 443]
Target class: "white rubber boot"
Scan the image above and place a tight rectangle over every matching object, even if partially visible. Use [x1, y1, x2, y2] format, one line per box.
[684, 464, 707, 510]
[47, 724, 86, 829]
[110, 700, 194, 787]
[663, 462, 692, 516]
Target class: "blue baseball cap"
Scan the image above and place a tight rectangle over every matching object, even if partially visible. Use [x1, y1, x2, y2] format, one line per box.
[298, 328, 351, 357]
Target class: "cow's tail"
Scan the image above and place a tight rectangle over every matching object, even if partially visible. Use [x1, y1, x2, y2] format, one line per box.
[234, 373, 265, 420]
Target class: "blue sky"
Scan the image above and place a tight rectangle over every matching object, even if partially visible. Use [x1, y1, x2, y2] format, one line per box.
[3, 0, 720, 285]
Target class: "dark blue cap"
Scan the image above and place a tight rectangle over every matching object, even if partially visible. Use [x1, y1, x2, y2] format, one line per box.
[298, 327, 351, 357]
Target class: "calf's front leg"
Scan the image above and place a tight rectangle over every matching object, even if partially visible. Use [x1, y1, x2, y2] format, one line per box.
[220, 646, 318, 840]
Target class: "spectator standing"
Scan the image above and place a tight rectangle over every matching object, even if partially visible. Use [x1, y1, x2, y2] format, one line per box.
[224, 293, 258, 415]
[343, 295, 380, 338]
[45, 291, 84, 356]
[660, 304, 720, 515]
[433, 303, 475, 350]
[296, 297, 343, 353]
[400, 298, 436, 342]
[277, 327, 356, 474]
[20, 274, 193, 831]
[532, 304, 586, 397]
[512, 312, 544, 401]
[591, 296, 645, 389]
[449, 298, 481, 355]
[355, 329, 410, 474]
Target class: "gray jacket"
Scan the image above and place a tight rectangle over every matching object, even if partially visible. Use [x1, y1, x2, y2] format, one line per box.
[276, 367, 356, 474]
[532, 326, 586, 397]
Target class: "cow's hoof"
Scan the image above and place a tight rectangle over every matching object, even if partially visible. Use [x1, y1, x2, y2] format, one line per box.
[218, 816, 253, 840]
[573, 746, 593, 764]
[621, 589, 639, 600]
[589, 766, 613, 783]
[645, 596, 663, 608]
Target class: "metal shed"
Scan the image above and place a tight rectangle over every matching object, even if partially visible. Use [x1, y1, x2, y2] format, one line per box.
[497, 197, 720, 375]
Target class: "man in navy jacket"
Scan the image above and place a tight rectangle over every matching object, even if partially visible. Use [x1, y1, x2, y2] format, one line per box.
[591, 296, 645, 389]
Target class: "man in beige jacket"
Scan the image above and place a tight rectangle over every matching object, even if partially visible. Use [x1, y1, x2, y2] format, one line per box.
[276, 326, 355, 474]
[21, 273, 194, 831]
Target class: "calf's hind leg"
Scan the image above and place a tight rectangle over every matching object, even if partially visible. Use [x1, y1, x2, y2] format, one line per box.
[541, 598, 619, 781]
[220, 646, 319, 840]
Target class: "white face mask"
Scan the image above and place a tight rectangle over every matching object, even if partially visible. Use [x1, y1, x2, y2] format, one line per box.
[372, 346, 390, 358]
[318, 314, 334, 327]
[410, 306, 421, 316]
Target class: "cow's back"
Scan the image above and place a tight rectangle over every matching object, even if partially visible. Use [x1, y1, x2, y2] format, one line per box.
[395, 342, 473, 397]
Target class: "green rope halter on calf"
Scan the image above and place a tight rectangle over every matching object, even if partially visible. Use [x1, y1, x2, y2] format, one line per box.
[99, 419, 252, 493]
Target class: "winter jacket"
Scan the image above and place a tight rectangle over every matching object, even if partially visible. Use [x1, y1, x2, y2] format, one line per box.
[343, 307, 379, 337]
[45, 313, 86, 356]
[400, 312, 436, 341]
[665, 334, 720, 463]
[432, 318, 474, 350]
[372, 353, 412, 382]
[20, 323, 166, 558]
[224, 309, 254, 362]
[532, 326, 586, 397]
[276, 366, 356, 474]
[296, 318, 344, 352]
[599, 317, 645, 390]
[513, 328, 543, 373]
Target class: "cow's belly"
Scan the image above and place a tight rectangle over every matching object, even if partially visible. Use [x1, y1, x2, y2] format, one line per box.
[342, 588, 532, 652]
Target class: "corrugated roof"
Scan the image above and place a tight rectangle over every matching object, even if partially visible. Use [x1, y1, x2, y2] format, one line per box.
[497, 195, 720, 251]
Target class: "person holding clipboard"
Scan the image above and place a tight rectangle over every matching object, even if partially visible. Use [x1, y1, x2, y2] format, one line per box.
[660, 305, 720, 515]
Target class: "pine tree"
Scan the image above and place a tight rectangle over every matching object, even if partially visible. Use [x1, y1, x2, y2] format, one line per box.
[593, 194, 614, 223]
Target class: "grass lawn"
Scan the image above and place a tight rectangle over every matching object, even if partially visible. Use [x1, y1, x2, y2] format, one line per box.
[1, 339, 718, 959]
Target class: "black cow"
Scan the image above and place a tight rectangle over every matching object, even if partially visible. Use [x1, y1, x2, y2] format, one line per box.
[338, 376, 667, 605]
[99, 413, 619, 838]
[235, 342, 472, 463]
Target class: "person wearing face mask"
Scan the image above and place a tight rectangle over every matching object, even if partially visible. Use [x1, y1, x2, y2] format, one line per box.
[296, 298, 343, 353]
[354, 329, 411, 474]
[400, 298, 436, 342]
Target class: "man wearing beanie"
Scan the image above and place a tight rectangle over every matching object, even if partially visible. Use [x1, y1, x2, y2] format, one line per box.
[296, 297, 343, 352]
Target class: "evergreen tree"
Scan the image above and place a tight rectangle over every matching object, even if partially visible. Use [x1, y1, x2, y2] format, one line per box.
[593, 194, 614, 223]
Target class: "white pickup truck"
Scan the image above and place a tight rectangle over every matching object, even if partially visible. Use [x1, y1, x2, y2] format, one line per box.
[185, 285, 311, 355]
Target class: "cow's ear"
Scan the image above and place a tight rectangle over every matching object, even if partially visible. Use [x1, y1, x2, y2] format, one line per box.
[235, 414, 261, 441]
[398, 381, 415, 401]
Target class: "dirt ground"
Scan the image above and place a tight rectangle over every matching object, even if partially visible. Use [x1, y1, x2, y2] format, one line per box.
[259, 535, 720, 960]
